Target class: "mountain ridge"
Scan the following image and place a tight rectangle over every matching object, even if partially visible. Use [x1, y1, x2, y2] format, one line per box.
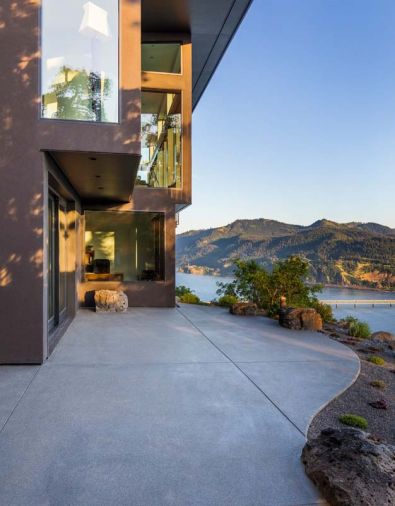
[176, 218, 395, 290]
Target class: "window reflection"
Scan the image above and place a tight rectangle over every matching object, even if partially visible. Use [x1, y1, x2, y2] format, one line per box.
[42, 0, 118, 122]
[142, 43, 181, 74]
[84, 211, 165, 282]
[137, 92, 182, 188]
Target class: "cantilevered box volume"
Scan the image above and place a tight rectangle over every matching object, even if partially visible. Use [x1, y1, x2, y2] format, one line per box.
[0, 0, 252, 363]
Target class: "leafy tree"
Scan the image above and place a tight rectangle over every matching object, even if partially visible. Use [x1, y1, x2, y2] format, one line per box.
[217, 256, 327, 317]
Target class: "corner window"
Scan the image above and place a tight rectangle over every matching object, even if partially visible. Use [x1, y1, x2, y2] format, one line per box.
[137, 91, 182, 188]
[142, 43, 181, 74]
[41, 0, 119, 122]
[84, 211, 165, 282]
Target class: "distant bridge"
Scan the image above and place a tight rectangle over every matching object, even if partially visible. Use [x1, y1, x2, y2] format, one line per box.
[320, 299, 394, 308]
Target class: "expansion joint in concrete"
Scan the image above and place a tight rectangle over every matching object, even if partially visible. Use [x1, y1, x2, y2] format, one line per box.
[177, 308, 306, 438]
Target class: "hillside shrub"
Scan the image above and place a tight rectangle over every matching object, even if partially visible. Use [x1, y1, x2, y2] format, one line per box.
[348, 319, 371, 339]
[310, 300, 334, 323]
[217, 294, 238, 307]
[344, 316, 358, 325]
[339, 414, 368, 429]
[176, 285, 193, 297]
[367, 355, 385, 366]
[176, 285, 201, 304]
[370, 380, 386, 389]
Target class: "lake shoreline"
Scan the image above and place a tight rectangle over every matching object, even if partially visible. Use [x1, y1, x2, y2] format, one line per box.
[177, 271, 394, 293]
[322, 284, 394, 293]
[176, 272, 395, 334]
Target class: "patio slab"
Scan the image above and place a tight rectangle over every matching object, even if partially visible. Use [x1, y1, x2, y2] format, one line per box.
[178, 304, 360, 436]
[0, 366, 39, 431]
[0, 306, 359, 505]
[50, 308, 228, 366]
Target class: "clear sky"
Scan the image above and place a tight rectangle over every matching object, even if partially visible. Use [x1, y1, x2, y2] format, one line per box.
[178, 0, 395, 233]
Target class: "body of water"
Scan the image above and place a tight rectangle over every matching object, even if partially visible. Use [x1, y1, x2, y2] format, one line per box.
[176, 272, 395, 334]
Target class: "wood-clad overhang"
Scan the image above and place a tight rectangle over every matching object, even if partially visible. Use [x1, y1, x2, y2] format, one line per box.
[46, 1, 252, 204]
[142, 0, 253, 109]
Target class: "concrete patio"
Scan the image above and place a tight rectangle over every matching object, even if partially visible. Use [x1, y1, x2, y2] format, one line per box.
[0, 305, 359, 505]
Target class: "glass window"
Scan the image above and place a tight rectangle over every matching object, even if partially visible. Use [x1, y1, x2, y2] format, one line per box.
[42, 0, 118, 122]
[142, 43, 181, 74]
[137, 91, 182, 188]
[84, 211, 165, 281]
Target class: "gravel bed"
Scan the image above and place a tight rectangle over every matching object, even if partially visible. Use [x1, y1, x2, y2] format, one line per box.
[308, 330, 395, 444]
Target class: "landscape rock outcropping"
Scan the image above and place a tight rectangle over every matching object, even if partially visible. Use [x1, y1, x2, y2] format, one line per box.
[302, 428, 395, 506]
[279, 307, 323, 331]
[230, 302, 267, 316]
[371, 331, 395, 342]
[94, 290, 128, 313]
[357, 331, 395, 359]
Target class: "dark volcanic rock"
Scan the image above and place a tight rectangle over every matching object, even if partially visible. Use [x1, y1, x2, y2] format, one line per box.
[368, 399, 388, 410]
[279, 307, 323, 331]
[358, 337, 395, 359]
[302, 428, 395, 506]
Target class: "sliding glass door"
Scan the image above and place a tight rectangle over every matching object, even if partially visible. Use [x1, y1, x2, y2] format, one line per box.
[48, 193, 56, 330]
[47, 192, 68, 334]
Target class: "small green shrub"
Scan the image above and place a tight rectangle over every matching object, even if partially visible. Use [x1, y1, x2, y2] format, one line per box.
[310, 300, 334, 322]
[367, 355, 385, 366]
[370, 380, 386, 389]
[179, 292, 201, 304]
[176, 285, 193, 297]
[339, 414, 368, 429]
[348, 319, 371, 339]
[175, 285, 201, 304]
[344, 316, 358, 325]
[217, 294, 238, 307]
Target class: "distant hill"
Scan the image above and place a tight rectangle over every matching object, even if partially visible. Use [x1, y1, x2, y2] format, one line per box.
[176, 218, 395, 290]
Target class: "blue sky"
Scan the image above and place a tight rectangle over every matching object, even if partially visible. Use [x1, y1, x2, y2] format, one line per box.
[178, 0, 395, 233]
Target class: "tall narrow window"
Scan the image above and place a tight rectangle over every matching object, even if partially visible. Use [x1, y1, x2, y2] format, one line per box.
[42, 0, 119, 122]
[142, 43, 181, 74]
[137, 91, 182, 188]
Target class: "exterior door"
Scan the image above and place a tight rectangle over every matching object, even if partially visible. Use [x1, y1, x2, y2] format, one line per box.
[47, 193, 56, 331]
[47, 192, 68, 334]
[58, 201, 67, 319]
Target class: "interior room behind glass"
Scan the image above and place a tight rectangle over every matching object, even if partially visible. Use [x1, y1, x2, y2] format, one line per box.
[84, 211, 165, 282]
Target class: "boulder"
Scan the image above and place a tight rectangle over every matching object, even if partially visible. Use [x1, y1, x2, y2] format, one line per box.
[371, 331, 395, 342]
[279, 307, 323, 331]
[302, 428, 395, 506]
[230, 302, 259, 316]
[94, 290, 128, 313]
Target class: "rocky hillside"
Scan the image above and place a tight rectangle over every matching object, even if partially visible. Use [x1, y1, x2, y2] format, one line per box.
[176, 218, 395, 290]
